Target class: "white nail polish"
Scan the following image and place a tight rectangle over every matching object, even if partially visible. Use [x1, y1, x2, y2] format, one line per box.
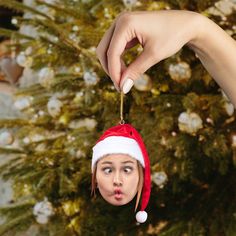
[122, 78, 134, 94]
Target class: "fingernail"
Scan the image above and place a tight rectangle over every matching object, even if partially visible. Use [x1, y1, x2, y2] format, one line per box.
[122, 78, 134, 94]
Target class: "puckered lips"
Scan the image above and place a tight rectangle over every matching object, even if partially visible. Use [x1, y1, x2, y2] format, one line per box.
[114, 189, 123, 200]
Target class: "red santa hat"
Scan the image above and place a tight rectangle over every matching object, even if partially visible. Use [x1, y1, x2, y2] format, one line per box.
[92, 123, 151, 223]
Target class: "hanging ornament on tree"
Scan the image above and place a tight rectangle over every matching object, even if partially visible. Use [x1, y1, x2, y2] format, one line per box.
[38, 67, 55, 88]
[178, 111, 203, 134]
[16, 52, 33, 68]
[152, 171, 168, 188]
[0, 130, 14, 146]
[33, 198, 54, 224]
[168, 61, 191, 82]
[68, 118, 97, 130]
[14, 96, 33, 111]
[35, 5, 56, 20]
[47, 96, 63, 117]
[134, 74, 152, 91]
[83, 71, 99, 86]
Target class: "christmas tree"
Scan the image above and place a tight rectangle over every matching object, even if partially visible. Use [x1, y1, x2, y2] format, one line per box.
[0, 0, 236, 235]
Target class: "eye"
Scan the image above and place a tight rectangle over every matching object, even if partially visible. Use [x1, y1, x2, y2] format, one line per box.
[102, 167, 112, 174]
[124, 166, 133, 173]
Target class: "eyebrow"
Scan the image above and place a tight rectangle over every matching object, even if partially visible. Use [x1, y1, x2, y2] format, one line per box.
[100, 161, 135, 165]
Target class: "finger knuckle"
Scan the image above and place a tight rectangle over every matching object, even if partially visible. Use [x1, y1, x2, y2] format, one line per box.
[117, 12, 134, 26]
[106, 48, 113, 57]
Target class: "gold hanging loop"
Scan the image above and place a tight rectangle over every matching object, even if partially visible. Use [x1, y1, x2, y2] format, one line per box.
[119, 92, 125, 124]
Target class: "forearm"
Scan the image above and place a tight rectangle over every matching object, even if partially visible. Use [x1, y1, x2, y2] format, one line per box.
[187, 14, 236, 107]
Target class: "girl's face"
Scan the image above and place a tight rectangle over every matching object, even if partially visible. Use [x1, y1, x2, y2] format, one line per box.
[96, 154, 139, 206]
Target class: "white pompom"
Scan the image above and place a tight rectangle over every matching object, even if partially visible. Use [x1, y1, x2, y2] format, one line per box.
[135, 211, 148, 223]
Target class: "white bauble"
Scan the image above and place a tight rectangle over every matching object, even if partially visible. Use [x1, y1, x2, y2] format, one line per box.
[16, 53, 33, 68]
[168, 61, 191, 82]
[47, 97, 63, 117]
[35, 215, 49, 224]
[152, 171, 168, 188]
[0, 131, 14, 146]
[38, 67, 54, 88]
[178, 111, 203, 134]
[33, 198, 54, 225]
[14, 97, 32, 110]
[83, 71, 99, 86]
[178, 112, 189, 124]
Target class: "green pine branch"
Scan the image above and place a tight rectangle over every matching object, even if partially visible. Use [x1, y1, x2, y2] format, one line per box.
[35, 0, 89, 21]
[0, 210, 33, 236]
[0, 28, 34, 41]
[0, 0, 51, 20]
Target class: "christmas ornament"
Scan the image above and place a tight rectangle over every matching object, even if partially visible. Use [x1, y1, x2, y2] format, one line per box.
[134, 74, 152, 91]
[38, 67, 55, 88]
[14, 96, 33, 110]
[83, 71, 99, 86]
[152, 171, 168, 188]
[72, 25, 79, 32]
[47, 97, 63, 117]
[0, 57, 23, 84]
[33, 198, 54, 224]
[69, 118, 97, 130]
[35, 5, 55, 20]
[0, 131, 14, 146]
[16, 52, 33, 68]
[11, 18, 18, 25]
[178, 111, 203, 134]
[92, 123, 151, 224]
[168, 61, 191, 82]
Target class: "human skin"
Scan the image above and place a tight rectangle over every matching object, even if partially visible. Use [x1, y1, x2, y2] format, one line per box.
[96, 10, 236, 107]
[95, 154, 139, 206]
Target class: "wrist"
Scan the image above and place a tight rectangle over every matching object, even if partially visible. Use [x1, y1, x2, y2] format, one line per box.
[186, 13, 213, 56]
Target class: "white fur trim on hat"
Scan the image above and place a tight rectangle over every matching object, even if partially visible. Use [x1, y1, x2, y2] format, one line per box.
[92, 136, 145, 172]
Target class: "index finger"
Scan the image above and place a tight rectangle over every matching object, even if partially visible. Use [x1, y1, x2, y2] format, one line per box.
[107, 17, 134, 88]
[96, 21, 116, 75]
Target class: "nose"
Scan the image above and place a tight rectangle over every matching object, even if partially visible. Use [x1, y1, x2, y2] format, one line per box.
[113, 171, 123, 186]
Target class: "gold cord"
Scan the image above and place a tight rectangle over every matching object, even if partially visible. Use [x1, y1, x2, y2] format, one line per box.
[120, 92, 125, 124]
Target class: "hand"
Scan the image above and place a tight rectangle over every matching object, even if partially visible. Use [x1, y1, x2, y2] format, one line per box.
[96, 10, 201, 93]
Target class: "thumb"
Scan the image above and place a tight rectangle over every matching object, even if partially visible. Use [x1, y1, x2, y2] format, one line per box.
[120, 47, 157, 94]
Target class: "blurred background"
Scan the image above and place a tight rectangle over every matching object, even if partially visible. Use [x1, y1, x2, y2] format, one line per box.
[0, 0, 235, 235]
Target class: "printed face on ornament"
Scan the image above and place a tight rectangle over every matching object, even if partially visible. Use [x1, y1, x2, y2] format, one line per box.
[95, 154, 139, 206]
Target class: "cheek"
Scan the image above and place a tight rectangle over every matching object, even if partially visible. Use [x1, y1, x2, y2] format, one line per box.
[96, 173, 111, 191]
[126, 175, 139, 193]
